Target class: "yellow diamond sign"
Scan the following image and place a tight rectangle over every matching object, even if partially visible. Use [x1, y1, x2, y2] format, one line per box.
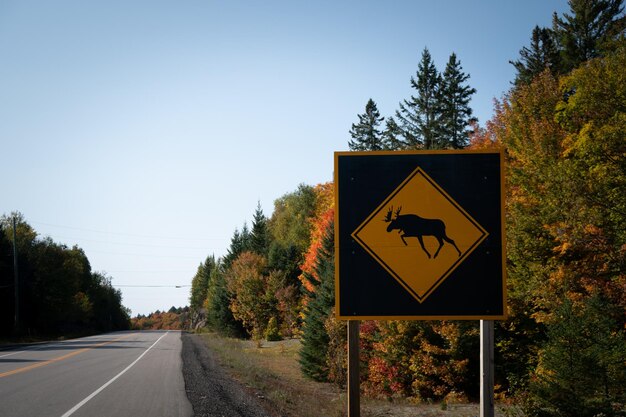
[352, 166, 488, 303]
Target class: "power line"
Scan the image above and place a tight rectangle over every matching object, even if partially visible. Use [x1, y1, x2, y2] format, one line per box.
[43, 234, 211, 251]
[30, 220, 224, 242]
[106, 270, 191, 273]
[113, 285, 190, 288]
[82, 249, 200, 259]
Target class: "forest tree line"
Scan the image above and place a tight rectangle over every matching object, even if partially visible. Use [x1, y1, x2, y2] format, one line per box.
[190, 1, 625, 416]
[0, 213, 130, 337]
[131, 306, 190, 330]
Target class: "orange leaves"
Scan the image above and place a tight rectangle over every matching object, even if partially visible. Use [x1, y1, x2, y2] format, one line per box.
[131, 311, 185, 330]
[299, 182, 335, 293]
[364, 356, 405, 398]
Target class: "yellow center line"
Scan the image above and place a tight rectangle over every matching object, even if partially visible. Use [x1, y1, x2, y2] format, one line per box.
[0, 334, 136, 378]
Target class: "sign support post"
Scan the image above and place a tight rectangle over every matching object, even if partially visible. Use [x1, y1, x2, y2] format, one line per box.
[347, 320, 360, 417]
[335, 151, 506, 417]
[480, 320, 495, 417]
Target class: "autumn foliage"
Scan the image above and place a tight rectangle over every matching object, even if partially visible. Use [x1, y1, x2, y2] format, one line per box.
[131, 307, 189, 330]
[188, 4, 626, 413]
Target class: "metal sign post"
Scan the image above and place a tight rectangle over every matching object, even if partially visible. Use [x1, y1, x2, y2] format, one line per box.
[347, 320, 360, 417]
[480, 320, 495, 417]
[335, 150, 506, 416]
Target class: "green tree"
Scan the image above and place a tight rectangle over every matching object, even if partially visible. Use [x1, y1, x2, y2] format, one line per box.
[222, 224, 251, 269]
[299, 222, 335, 381]
[553, 0, 626, 72]
[189, 255, 215, 310]
[268, 184, 317, 255]
[250, 202, 270, 257]
[439, 53, 477, 149]
[89, 272, 130, 332]
[395, 47, 442, 149]
[529, 295, 625, 417]
[348, 98, 386, 151]
[381, 117, 406, 150]
[205, 262, 245, 337]
[267, 241, 300, 285]
[264, 316, 281, 341]
[0, 214, 130, 336]
[512, 26, 562, 86]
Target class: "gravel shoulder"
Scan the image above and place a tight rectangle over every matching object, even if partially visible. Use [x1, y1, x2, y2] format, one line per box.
[181, 332, 274, 417]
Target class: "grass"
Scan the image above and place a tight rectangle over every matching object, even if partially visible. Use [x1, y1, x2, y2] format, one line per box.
[197, 334, 346, 416]
[195, 332, 516, 417]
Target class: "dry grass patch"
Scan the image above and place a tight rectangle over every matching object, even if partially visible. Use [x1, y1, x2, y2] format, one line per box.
[196, 333, 514, 417]
[197, 334, 345, 417]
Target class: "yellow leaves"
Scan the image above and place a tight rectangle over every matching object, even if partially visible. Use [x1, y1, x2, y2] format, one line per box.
[552, 240, 571, 256]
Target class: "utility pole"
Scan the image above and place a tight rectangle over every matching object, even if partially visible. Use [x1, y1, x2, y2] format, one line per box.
[12, 216, 20, 334]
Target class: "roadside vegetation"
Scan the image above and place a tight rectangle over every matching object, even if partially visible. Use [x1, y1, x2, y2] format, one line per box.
[0, 214, 130, 340]
[196, 331, 517, 417]
[189, 2, 626, 416]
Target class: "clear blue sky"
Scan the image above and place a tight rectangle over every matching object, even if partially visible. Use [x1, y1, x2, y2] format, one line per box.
[0, 1, 569, 315]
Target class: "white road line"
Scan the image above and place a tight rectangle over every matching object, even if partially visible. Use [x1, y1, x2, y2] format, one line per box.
[0, 351, 23, 358]
[60, 331, 169, 417]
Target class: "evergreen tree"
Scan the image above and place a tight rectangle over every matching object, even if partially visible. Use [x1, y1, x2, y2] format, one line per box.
[240, 222, 251, 250]
[250, 202, 270, 257]
[268, 241, 301, 287]
[529, 295, 626, 417]
[205, 262, 246, 337]
[299, 222, 335, 381]
[189, 255, 215, 310]
[348, 98, 385, 151]
[553, 0, 625, 72]
[222, 223, 251, 268]
[395, 47, 442, 149]
[439, 53, 477, 149]
[511, 25, 562, 85]
[381, 116, 405, 150]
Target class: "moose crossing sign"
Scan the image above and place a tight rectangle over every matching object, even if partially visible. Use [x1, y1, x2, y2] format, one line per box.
[334, 150, 506, 320]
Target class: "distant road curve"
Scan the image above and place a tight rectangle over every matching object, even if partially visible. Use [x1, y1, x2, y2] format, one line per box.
[0, 331, 193, 417]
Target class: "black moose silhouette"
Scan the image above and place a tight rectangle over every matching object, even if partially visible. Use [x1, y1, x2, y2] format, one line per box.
[383, 206, 461, 259]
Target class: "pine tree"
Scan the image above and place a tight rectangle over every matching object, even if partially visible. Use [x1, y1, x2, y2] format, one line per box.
[553, 0, 625, 72]
[348, 99, 385, 151]
[381, 116, 405, 150]
[530, 295, 625, 417]
[250, 202, 269, 257]
[511, 25, 562, 85]
[205, 262, 246, 337]
[222, 223, 251, 268]
[299, 221, 335, 381]
[240, 223, 251, 250]
[395, 47, 442, 149]
[439, 53, 477, 149]
[189, 255, 215, 310]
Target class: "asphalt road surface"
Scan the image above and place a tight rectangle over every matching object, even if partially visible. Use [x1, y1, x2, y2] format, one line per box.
[0, 331, 193, 417]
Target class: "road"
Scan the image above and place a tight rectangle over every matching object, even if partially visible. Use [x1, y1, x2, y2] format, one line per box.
[0, 331, 193, 417]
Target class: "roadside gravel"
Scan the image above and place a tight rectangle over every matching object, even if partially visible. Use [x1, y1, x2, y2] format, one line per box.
[181, 332, 273, 417]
